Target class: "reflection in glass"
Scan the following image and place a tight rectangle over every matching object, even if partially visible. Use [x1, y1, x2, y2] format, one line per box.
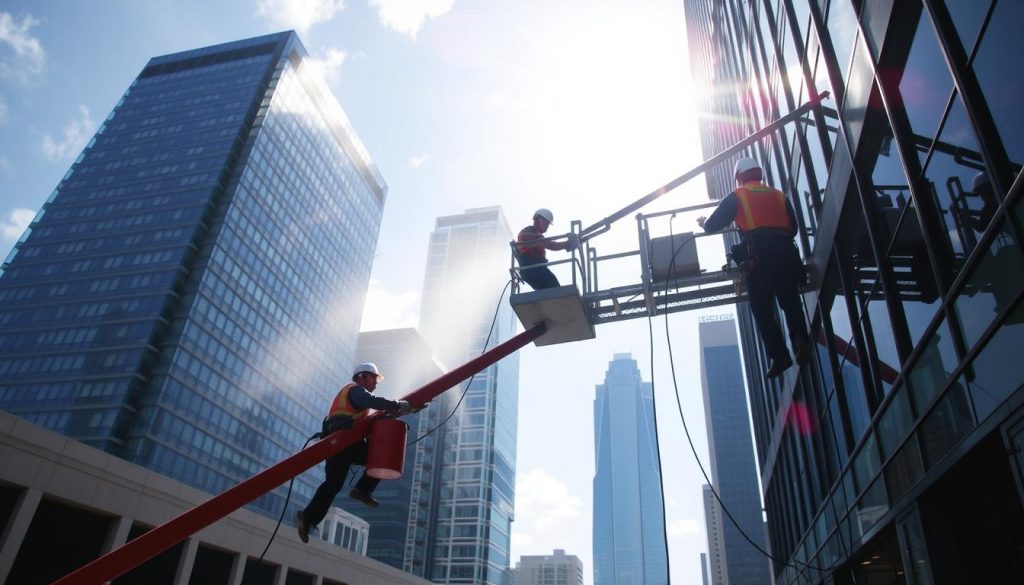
[971, 0, 1024, 174]
[825, 0, 858, 87]
[889, 8, 952, 158]
[965, 300, 1024, 422]
[918, 383, 974, 468]
[906, 324, 957, 414]
[953, 219, 1024, 350]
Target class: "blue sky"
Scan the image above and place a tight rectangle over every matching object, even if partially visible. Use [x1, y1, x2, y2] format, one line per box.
[0, 1, 754, 583]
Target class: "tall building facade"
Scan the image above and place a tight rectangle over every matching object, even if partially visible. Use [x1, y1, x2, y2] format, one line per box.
[702, 484, 725, 585]
[592, 353, 668, 585]
[416, 207, 521, 584]
[699, 316, 771, 585]
[347, 328, 448, 571]
[0, 31, 386, 520]
[684, 1, 1024, 584]
[511, 549, 584, 585]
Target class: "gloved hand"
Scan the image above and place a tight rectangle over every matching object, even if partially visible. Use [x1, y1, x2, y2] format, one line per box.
[567, 233, 581, 250]
[397, 400, 413, 415]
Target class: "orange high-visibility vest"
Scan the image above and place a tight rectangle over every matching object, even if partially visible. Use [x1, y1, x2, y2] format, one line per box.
[327, 383, 368, 420]
[734, 182, 792, 233]
[516, 226, 546, 258]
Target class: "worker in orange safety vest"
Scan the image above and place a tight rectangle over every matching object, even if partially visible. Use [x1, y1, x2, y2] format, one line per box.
[296, 362, 416, 543]
[516, 208, 580, 290]
[697, 157, 811, 379]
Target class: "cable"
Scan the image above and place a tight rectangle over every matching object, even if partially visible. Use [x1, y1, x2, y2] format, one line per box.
[407, 278, 513, 446]
[646, 317, 673, 584]
[657, 214, 824, 574]
[254, 433, 320, 565]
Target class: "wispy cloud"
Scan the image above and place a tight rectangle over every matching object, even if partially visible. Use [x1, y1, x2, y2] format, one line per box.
[309, 47, 347, 86]
[360, 277, 420, 331]
[0, 96, 7, 124]
[0, 155, 11, 175]
[369, 0, 455, 38]
[409, 152, 429, 168]
[2, 208, 34, 242]
[514, 468, 583, 534]
[256, 0, 345, 35]
[40, 105, 95, 162]
[0, 11, 45, 83]
[668, 518, 701, 536]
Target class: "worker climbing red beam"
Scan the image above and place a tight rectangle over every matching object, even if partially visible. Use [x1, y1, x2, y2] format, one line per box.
[53, 322, 547, 585]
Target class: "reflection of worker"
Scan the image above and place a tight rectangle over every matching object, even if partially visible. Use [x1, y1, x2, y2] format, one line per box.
[697, 158, 810, 379]
[516, 208, 579, 290]
[296, 362, 414, 543]
[968, 172, 998, 232]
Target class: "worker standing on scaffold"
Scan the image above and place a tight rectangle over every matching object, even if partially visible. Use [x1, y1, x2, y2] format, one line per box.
[516, 208, 579, 290]
[296, 362, 414, 543]
[697, 157, 811, 379]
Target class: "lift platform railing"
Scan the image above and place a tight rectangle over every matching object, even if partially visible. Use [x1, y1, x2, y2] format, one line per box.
[508, 219, 587, 294]
[54, 323, 547, 585]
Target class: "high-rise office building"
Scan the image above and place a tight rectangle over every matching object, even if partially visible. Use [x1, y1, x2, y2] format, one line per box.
[702, 484, 725, 585]
[347, 328, 447, 571]
[699, 316, 771, 585]
[700, 552, 711, 585]
[684, 1, 1024, 583]
[512, 549, 584, 585]
[0, 31, 386, 519]
[592, 353, 668, 585]
[416, 207, 521, 584]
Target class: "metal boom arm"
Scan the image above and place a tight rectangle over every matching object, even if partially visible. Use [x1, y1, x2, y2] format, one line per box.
[54, 323, 547, 585]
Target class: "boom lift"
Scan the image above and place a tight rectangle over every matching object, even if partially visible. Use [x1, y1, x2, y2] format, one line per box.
[53, 92, 829, 585]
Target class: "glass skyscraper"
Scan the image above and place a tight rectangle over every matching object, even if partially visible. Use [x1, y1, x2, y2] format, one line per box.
[592, 353, 668, 585]
[699, 316, 770, 585]
[684, 1, 1024, 583]
[416, 207, 521, 584]
[0, 31, 386, 520]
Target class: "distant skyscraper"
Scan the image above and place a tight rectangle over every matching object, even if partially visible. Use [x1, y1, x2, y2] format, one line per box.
[416, 207, 520, 584]
[592, 353, 668, 585]
[513, 549, 584, 585]
[348, 328, 447, 571]
[700, 552, 711, 585]
[0, 31, 386, 519]
[699, 316, 770, 585]
[703, 484, 725, 585]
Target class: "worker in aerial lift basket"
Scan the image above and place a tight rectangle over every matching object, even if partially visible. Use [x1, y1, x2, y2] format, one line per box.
[516, 208, 580, 290]
[295, 362, 417, 543]
[696, 157, 811, 379]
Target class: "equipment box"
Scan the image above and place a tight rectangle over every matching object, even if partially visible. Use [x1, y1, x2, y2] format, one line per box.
[650, 232, 700, 281]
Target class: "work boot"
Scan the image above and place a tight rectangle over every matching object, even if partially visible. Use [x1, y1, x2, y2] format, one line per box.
[350, 487, 380, 509]
[765, 355, 793, 380]
[794, 338, 812, 366]
[295, 510, 309, 544]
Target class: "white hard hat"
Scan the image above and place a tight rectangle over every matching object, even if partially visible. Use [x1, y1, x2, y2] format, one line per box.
[734, 157, 761, 178]
[534, 208, 554, 223]
[971, 172, 990, 192]
[353, 362, 383, 380]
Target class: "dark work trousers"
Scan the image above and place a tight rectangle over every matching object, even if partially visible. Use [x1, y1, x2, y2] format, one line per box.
[745, 234, 809, 361]
[302, 438, 379, 527]
[518, 253, 560, 290]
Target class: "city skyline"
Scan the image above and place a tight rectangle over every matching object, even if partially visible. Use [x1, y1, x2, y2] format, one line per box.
[0, 3, 721, 583]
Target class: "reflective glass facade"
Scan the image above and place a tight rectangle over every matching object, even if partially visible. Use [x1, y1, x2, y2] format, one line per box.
[417, 207, 520, 584]
[592, 354, 668, 585]
[0, 32, 386, 520]
[684, 1, 1024, 583]
[699, 317, 770, 585]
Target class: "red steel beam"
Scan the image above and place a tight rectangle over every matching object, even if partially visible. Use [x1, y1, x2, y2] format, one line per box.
[54, 322, 547, 585]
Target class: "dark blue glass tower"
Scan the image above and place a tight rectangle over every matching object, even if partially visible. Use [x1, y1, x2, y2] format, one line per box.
[699, 316, 770, 585]
[0, 31, 386, 518]
[592, 353, 668, 585]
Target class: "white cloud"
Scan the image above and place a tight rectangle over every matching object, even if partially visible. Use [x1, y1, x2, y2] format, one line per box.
[0, 12, 45, 83]
[2, 208, 34, 242]
[0, 155, 10, 174]
[0, 96, 8, 124]
[368, 0, 455, 38]
[309, 47, 347, 86]
[514, 468, 583, 534]
[409, 152, 428, 168]
[668, 518, 701, 537]
[256, 0, 345, 35]
[360, 277, 420, 331]
[40, 105, 95, 162]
